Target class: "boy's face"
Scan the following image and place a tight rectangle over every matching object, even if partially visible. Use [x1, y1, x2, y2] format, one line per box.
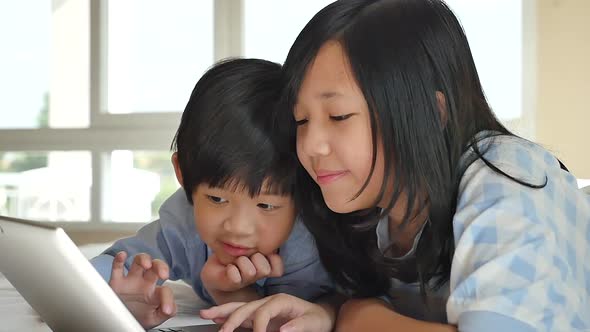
[192, 182, 296, 265]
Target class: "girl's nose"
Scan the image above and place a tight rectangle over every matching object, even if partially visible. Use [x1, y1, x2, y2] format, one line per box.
[299, 122, 331, 157]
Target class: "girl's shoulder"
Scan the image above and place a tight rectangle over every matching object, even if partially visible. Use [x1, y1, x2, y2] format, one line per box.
[460, 133, 564, 187]
[448, 134, 590, 329]
[455, 133, 585, 232]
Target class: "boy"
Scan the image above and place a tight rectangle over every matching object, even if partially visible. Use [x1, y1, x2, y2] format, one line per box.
[90, 58, 332, 329]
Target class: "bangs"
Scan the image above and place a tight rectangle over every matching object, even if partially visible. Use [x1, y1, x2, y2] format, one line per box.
[178, 122, 297, 202]
[170, 58, 295, 204]
[199, 161, 296, 198]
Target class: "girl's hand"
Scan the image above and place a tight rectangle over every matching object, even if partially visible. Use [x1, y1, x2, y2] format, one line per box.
[200, 293, 335, 332]
[108, 251, 176, 329]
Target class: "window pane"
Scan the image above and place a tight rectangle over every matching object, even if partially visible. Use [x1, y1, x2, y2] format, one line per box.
[0, 151, 91, 221]
[243, 0, 334, 64]
[446, 0, 523, 121]
[107, 0, 214, 114]
[0, 1, 90, 129]
[107, 151, 180, 223]
[0, 1, 50, 129]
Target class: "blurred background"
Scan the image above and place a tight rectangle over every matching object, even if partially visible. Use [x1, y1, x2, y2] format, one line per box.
[0, 0, 588, 243]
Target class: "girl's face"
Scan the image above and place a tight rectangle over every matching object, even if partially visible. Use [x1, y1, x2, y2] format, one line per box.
[294, 41, 388, 213]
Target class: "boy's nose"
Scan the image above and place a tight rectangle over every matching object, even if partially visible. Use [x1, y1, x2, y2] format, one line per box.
[222, 212, 255, 236]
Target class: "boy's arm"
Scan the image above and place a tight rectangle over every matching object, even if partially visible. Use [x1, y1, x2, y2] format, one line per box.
[90, 189, 197, 283]
[262, 219, 334, 300]
[90, 219, 188, 282]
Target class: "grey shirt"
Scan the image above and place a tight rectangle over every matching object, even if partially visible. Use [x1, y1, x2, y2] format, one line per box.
[376, 217, 449, 323]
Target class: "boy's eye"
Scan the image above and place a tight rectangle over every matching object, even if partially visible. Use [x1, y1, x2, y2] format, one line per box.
[257, 203, 279, 211]
[207, 195, 227, 204]
[295, 118, 308, 126]
[330, 113, 354, 121]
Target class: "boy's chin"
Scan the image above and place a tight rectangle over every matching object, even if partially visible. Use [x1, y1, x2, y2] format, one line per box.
[215, 251, 237, 265]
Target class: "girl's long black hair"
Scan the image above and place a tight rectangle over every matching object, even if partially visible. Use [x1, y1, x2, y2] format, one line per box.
[280, 0, 543, 298]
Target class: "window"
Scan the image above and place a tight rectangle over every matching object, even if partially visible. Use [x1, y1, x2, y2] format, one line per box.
[0, 0, 537, 230]
[0, 151, 91, 221]
[0, 0, 215, 231]
[106, 0, 214, 114]
[445, 0, 525, 126]
[106, 150, 179, 223]
[243, 0, 334, 64]
[242, 0, 530, 136]
[0, 1, 52, 130]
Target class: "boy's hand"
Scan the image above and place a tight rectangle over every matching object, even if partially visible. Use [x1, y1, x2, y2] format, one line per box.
[201, 252, 284, 294]
[108, 251, 177, 329]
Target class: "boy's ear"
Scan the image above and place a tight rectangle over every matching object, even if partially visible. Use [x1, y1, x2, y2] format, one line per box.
[171, 152, 184, 188]
[436, 91, 448, 127]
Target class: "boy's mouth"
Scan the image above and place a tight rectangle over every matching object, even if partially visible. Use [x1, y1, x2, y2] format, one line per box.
[221, 241, 254, 257]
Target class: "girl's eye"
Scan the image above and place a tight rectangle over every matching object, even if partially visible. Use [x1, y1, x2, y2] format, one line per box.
[207, 195, 227, 204]
[330, 114, 354, 121]
[257, 203, 279, 211]
[295, 118, 308, 126]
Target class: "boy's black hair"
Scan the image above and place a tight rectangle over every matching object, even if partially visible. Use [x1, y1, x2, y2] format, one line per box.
[171, 58, 296, 203]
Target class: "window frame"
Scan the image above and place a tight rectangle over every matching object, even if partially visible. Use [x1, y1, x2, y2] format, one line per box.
[0, 0, 536, 232]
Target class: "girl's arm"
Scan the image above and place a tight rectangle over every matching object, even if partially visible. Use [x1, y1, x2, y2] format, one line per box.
[444, 138, 589, 331]
[336, 298, 456, 332]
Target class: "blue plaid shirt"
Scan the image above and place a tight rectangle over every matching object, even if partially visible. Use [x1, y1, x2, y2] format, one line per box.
[381, 134, 590, 331]
[90, 189, 332, 304]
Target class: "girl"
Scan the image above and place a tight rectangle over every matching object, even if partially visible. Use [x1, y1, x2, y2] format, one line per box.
[203, 1, 590, 331]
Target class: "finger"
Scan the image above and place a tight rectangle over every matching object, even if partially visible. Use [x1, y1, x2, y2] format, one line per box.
[221, 297, 271, 332]
[251, 295, 301, 332]
[144, 259, 170, 284]
[128, 253, 152, 277]
[110, 251, 127, 282]
[226, 264, 242, 284]
[267, 253, 284, 277]
[200, 302, 246, 320]
[216, 317, 255, 330]
[202, 253, 228, 279]
[250, 253, 271, 278]
[212, 317, 227, 325]
[252, 301, 283, 332]
[154, 285, 177, 318]
[142, 269, 159, 286]
[234, 256, 256, 282]
[279, 315, 315, 332]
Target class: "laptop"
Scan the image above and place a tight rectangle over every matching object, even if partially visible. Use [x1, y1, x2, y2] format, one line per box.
[0, 215, 249, 332]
